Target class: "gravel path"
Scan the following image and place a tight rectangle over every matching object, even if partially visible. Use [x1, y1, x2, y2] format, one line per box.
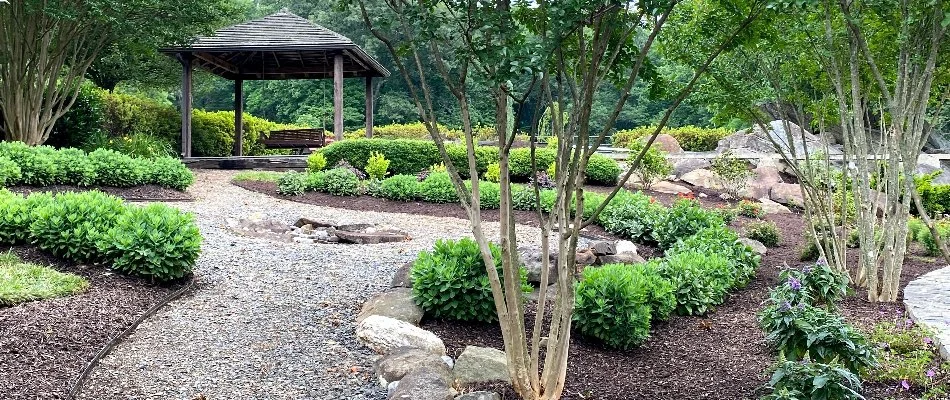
[77, 169, 542, 400]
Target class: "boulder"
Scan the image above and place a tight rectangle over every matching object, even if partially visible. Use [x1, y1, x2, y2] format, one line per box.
[392, 261, 414, 288]
[388, 368, 454, 400]
[741, 165, 784, 199]
[574, 248, 597, 266]
[680, 169, 723, 191]
[673, 158, 711, 178]
[738, 238, 767, 256]
[336, 230, 410, 244]
[716, 132, 776, 155]
[455, 392, 501, 400]
[375, 347, 453, 387]
[770, 183, 804, 208]
[453, 346, 511, 386]
[650, 181, 692, 195]
[596, 252, 645, 265]
[758, 198, 791, 214]
[518, 246, 558, 284]
[294, 217, 337, 228]
[357, 288, 423, 325]
[615, 240, 639, 255]
[356, 315, 446, 356]
[750, 120, 841, 156]
[526, 284, 558, 303]
[916, 154, 950, 184]
[591, 241, 616, 256]
[652, 134, 684, 154]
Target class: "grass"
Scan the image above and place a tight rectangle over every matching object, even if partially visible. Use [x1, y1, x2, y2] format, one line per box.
[232, 171, 284, 182]
[0, 252, 89, 306]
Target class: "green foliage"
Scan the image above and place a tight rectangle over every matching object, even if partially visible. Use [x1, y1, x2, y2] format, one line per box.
[343, 122, 461, 141]
[232, 171, 283, 182]
[511, 185, 540, 211]
[365, 151, 391, 180]
[652, 199, 725, 249]
[0, 156, 22, 186]
[0, 142, 63, 186]
[50, 83, 108, 149]
[307, 152, 328, 172]
[475, 181, 501, 209]
[666, 226, 760, 289]
[736, 199, 765, 219]
[147, 157, 195, 191]
[627, 140, 672, 189]
[0, 252, 89, 306]
[573, 264, 654, 349]
[89, 133, 175, 159]
[780, 261, 850, 310]
[193, 110, 295, 157]
[914, 171, 950, 217]
[612, 126, 730, 152]
[411, 238, 528, 323]
[710, 150, 753, 198]
[98, 203, 201, 282]
[746, 221, 781, 247]
[319, 139, 442, 177]
[88, 148, 146, 187]
[508, 147, 557, 181]
[867, 321, 944, 387]
[761, 360, 865, 400]
[446, 144, 500, 176]
[276, 171, 307, 196]
[907, 218, 925, 243]
[657, 250, 733, 316]
[304, 171, 327, 192]
[322, 167, 361, 196]
[484, 162, 501, 183]
[585, 154, 622, 186]
[52, 148, 97, 186]
[379, 174, 421, 201]
[596, 190, 664, 243]
[918, 220, 950, 257]
[0, 192, 52, 245]
[29, 191, 126, 262]
[629, 262, 677, 321]
[420, 172, 459, 203]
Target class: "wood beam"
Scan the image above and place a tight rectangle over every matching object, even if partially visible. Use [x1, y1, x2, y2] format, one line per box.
[234, 79, 244, 156]
[179, 54, 194, 158]
[333, 54, 344, 140]
[365, 77, 374, 138]
[193, 52, 239, 74]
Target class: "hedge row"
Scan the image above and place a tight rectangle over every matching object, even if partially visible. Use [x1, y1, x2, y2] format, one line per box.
[0, 141, 194, 190]
[316, 139, 620, 185]
[612, 125, 732, 152]
[0, 190, 201, 282]
[343, 122, 499, 142]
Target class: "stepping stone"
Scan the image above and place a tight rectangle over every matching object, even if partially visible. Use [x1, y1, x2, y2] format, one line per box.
[903, 266, 950, 361]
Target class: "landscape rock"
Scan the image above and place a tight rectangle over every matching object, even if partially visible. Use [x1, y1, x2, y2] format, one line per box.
[716, 132, 776, 155]
[455, 392, 501, 400]
[740, 165, 784, 199]
[758, 198, 791, 214]
[592, 241, 616, 256]
[392, 262, 414, 288]
[650, 181, 692, 195]
[294, 217, 337, 228]
[441, 356, 454, 369]
[680, 169, 723, 191]
[750, 120, 842, 156]
[375, 347, 453, 387]
[453, 346, 511, 386]
[596, 252, 645, 265]
[574, 248, 597, 266]
[615, 240, 638, 255]
[356, 315, 446, 356]
[770, 183, 804, 208]
[336, 229, 410, 244]
[518, 246, 558, 284]
[526, 284, 558, 303]
[388, 368, 454, 400]
[357, 288, 423, 325]
[652, 134, 684, 154]
[917, 154, 950, 184]
[673, 158, 711, 178]
[738, 238, 767, 256]
[903, 267, 950, 361]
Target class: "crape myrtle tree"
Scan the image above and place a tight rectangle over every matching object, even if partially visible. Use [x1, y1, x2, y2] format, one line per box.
[0, 0, 236, 144]
[347, 0, 765, 398]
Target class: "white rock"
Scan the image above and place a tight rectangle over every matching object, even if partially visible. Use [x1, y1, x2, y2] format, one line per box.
[758, 198, 791, 214]
[356, 315, 446, 356]
[615, 240, 638, 255]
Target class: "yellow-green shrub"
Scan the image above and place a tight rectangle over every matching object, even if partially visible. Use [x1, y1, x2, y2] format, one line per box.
[344, 122, 462, 141]
[191, 110, 301, 157]
[612, 126, 731, 152]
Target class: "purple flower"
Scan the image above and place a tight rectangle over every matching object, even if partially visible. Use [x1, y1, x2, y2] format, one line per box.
[816, 258, 826, 266]
[905, 319, 915, 327]
[780, 301, 792, 311]
[901, 380, 910, 390]
[923, 337, 933, 345]
[927, 369, 936, 379]
[788, 277, 802, 291]
[802, 266, 812, 274]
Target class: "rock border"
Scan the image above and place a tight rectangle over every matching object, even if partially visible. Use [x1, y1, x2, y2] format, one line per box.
[903, 265, 950, 361]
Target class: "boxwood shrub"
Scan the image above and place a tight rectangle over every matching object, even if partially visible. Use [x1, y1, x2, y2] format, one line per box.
[0, 142, 63, 186]
[420, 172, 459, 203]
[0, 156, 22, 186]
[29, 191, 126, 262]
[0, 191, 53, 244]
[322, 167, 361, 196]
[53, 148, 97, 186]
[379, 174, 420, 201]
[147, 157, 195, 191]
[98, 203, 202, 282]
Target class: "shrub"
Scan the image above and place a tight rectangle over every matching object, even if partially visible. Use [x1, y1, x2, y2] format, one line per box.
[232, 171, 283, 182]
[411, 238, 528, 323]
[710, 150, 753, 198]
[322, 167, 361, 196]
[652, 199, 725, 249]
[94, 133, 175, 159]
[446, 144, 500, 176]
[597, 190, 664, 243]
[49, 82, 107, 149]
[666, 226, 760, 289]
[612, 125, 730, 152]
[52, 148, 97, 186]
[365, 151, 391, 180]
[907, 218, 925, 242]
[918, 220, 950, 256]
[629, 262, 677, 321]
[88, 148, 146, 187]
[735, 199, 765, 218]
[319, 139, 442, 177]
[746, 221, 780, 247]
[307, 152, 327, 172]
[867, 321, 943, 387]
[344, 122, 461, 140]
[915, 171, 950, 217]
[585, 154, 621, 186]
[29, 191, 126, 262]
[0, 156, 22, 186]
[484, 162, 501, 183]
[147, 157, 195, 191]
[379, 175, 421, 201]
[573, 264, 653, 349]
[304, 171, 327, 192]
[762, 360, 865, 400]
[775, 261, 850, 309]
[277, 171, 307, 196]
[474, 181, 501, 209]
[511, 185, 539, 211]
[509, 147, 557, 181]
[627, 140, 672, 190]
[0, 252, 90, 306]
[657, 250, 733, 315]
[0, 142, 63, 186]
[192, 110, 292, 157]
[98, 203, 201, 282]
[546, 162, 557, 179]
[420, 172, 459, 203]
[0, 191, 53, 244]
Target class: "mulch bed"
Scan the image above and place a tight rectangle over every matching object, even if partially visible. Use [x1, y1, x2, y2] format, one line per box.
[0, 246, 183, 400]
[234, 179, 944, 400]
[8, 184, 193, 202]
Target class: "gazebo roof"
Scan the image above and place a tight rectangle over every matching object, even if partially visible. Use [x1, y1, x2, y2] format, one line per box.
[162, 10, 390, 80]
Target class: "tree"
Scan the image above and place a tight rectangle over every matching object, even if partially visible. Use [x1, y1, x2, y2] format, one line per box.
[0, 0, 236, 144]
[349, 0, 764, 398]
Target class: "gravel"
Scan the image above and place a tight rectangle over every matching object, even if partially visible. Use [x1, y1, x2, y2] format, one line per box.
[76, 169, 542, 400]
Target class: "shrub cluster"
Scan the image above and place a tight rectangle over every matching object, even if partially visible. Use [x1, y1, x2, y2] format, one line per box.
[612, 125, 731, 152]
[865, 319, 949, 396]
[0, 142, 194, 190]
[735, 199, 765, 219]
[652, 199, 725, 249]
[627, 140, 672, 189]
[745, 221, 781, 247]
[0, 190, 201, 282]
[917, 219, 950, 257]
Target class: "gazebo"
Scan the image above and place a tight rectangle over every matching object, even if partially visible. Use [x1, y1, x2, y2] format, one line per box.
[162, 10, 390, 158]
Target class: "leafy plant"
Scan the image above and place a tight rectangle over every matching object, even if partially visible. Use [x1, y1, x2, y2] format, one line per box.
[746, 221, 781, 247]
[322, 167, 361, 196]
[585, 154, 621, 186]
[597, 190, 665, 243]
[530, 171, 555, 189]
[484, 162, 501, 182]
[232, 171, 283, 182]
[511, 185, 540, 211]
[88, 148, 146, 187]
[657, 250, 733, 316]
[627, 140, 672, 189]
[761, 360, 865, 400]
[0, 156, 22, 186]
[365, 151, 391, 180]
[52, 148, 97, 186]
[98, 203, 201, 282]
[307, 152, 327, 172]
[379, 174, 421, 201]
[29, 191, 126, 262]
[907, 218, 925, 242]
[710, 150, 753, 198]
[612, 125, 730, 152]
[918, 220, 950, 257]
[475, 181, 501, 209]
[420, 172, 459, 203]
[147, 157, 195, 191]
[736, 199, 765, 218]
[573, 264, 654, 349]
[276, 171, 307, 196]
[0, 142, 63, 186]
[666, 226, 760, 289]
[304, 171, 327, 192]
[0, 192, 53, 245]
[867, 321, 944, 387]
[652, 199, 725, 249]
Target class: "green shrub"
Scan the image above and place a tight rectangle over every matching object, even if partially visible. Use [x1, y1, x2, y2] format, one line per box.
[538, 189, 558, 213]
[365, 151, 391, 180]
[652, 199, 724, 249]
[585, 154, 621, 186]
[511, 185, 540, 211]
[736, 199, 765, 218]
[0, 142, 63, 186]
[867, 321, 943, 387]
[0, 252, 90, 306]
[88, 148, 146, 187]
[0, 191, 53, 244]
[50, 82, 108, 149]
[573, 264, 654, 349]
[711, 150, 753, 198]
[98, 203, 201, 282]
[420, 172, 459, 203]
[572, 191, 606, 221]
[319, 139, 442, 176]
[475, 181, 501, 209]
[918, 220, 950, 256]
[509, 147, 557, 181]
[773, 261, 850, 310]
[629, 262, 677, 321]
[100, 90, 179, 144]
[147, 157, 194, 191]
[546, 162, 557, 179]
[746, 221, 781, 247]
[411, 238, 528, 323]
[484, 162, 501, 183]
[915, 171, 950, 217]
[627, 140, 672, 189]
[344, 122, 461, 141]
[657, 250, 733, 315]
[907, 218, 925, 242]
[323, 167, 361, 196]
[277, 171, 307, 196]
[52, 148, 97, 186]
[761, 360, 865, 400]
[0, 156, 22, 186]
[29, 191, 126, 262]
[666, 226, 760, 289]
[379, 175, 420, 201]
[446, 144, 499, 177]
[307, 152, 327, 172]
[94, 133, 175, 159]
[304, 171, 327, 192]
[192, 110, 294, 157]
[597, 190, 664, 243]
[612, 125, 730, 152]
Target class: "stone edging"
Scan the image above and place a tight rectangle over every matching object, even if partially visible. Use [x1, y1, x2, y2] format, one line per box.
[903, 265, 950, 361]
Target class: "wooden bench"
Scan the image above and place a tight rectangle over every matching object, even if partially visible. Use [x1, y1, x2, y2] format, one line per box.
[260, 128, 327, 154]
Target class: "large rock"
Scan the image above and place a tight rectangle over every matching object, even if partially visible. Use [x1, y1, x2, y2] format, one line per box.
[574, 248, 597, 266]
[651, 181, 693, 195]
[455, 392, 501, 400]
[388, 368, 454, 400]
[357, 288, 423, 325]
[591, 241, 616, 256]
[738, 238, 767, 256]
[680, 169, 723, 191]
[740, 165, 784, 199]
[453, 346, 511, 386]
[716, 132, 776, 155]
[392, 261, 414, 288]
[673, 158, 711, 178]
[615, 240, 639, 255]
[336, 229, 410, 244]
[596, 252, 645, 265]
[375, 347, 453, 387]
[917, 154, 950, 185]
[758, 198, 791, 214]
[770, 183, 804, 208]
[518, 246, 558, 284]
[652, 134, 684, 154]
[752, 120, 841, 157]
[356, 315, 446, 356]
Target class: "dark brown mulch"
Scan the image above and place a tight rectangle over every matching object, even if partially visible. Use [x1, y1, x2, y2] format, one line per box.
[0, 246, 182, 400]
[234, 179, 943, 400]
[8, 184, 193, 202]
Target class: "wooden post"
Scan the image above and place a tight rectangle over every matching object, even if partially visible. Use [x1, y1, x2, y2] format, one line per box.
[234, 79, 244, 156]
[365, 77, 374, 138]
[179, 54, 194, 158]
[333, 54, 344, 141]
